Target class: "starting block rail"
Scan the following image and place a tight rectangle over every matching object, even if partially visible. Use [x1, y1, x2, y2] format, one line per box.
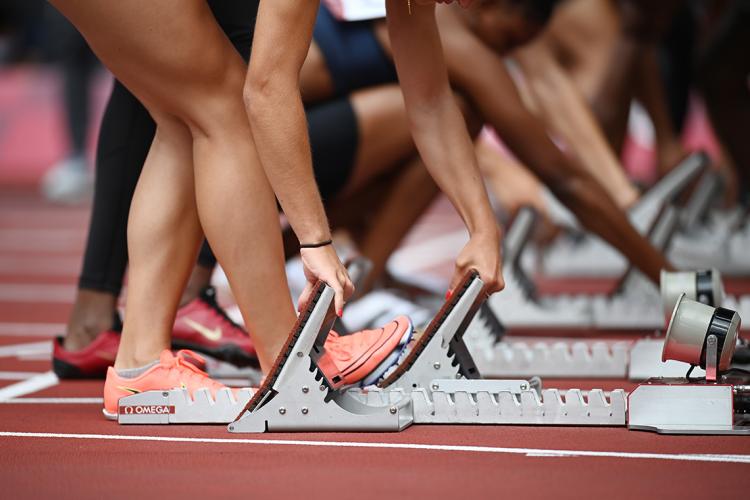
[118, 388, 253, 424]
[346, 384, 625, 426]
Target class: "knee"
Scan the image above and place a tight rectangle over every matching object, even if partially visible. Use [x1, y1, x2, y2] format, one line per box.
[180, 60, 247, 138]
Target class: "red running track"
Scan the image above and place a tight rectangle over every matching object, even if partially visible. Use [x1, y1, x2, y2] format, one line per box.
[0, 189, 749, 500]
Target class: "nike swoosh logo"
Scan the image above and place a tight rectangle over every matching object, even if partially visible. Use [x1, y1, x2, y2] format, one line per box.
[117, 386, 141, 395]
[182, 318, 222, 341]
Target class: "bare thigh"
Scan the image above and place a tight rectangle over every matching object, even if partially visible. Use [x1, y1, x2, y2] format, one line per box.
[49, 0, 246, 128]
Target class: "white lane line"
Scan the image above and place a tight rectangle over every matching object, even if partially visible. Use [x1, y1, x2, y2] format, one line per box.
[0, 284, 76, 303]
[0, 323, 64, 337]
[0, 397, 102, 404]
[0, 372, 59, 401]
[0, 341, 52, 359]
[0, 431, 748, 464]
[0, 372, 44, 381]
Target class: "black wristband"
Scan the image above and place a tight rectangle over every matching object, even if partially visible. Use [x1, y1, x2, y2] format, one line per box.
[299, 239, 333, 249]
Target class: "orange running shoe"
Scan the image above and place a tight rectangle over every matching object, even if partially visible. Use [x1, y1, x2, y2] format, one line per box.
[317, 316, 413, 389]
[102, 349, 236, 419]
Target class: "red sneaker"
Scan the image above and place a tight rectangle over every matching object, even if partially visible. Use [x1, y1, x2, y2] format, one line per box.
[53, 329, 120, 379]
[172, 286, 259, 368]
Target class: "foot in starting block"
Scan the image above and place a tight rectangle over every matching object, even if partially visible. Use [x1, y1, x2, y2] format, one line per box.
[229, 282, 413, 433]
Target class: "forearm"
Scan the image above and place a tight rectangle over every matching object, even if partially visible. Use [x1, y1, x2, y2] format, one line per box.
[472, 61, 665, 274]
[245, 81, 330, 243]
[516, 45, 639, 209]
[386, 0, 496, 236]
[244, 0, 330, 243]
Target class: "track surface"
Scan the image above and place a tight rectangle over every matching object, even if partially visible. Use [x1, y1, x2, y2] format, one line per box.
[1, 190, 749, 500]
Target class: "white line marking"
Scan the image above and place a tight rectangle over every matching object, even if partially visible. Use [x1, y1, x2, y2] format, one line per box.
[0, 372, 43, 381]
[0, 372, 59, 401]
[0, 341, 52, 358]
[0, 431, 748, 464]
[0, 284, 76, 303]
[0, 323, 65, 337]
[0, 397, 102, 404]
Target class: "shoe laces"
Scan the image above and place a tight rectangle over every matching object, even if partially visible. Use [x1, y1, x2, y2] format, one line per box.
[169, 350, 225, 393]
[324, 330, 368, 361]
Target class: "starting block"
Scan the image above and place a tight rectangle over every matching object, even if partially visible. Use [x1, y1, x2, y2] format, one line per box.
[230, 270, 625, 432]
[230, 282, 413, 433]
[536, 152, 709, 278]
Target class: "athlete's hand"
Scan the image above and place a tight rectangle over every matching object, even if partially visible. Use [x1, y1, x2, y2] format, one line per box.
[449, 227, 504, 298]
[298, 245, 354, 317]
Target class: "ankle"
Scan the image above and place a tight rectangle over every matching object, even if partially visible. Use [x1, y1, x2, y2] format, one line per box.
[114, 351, 162, 371]
[63, 289, 119, 351]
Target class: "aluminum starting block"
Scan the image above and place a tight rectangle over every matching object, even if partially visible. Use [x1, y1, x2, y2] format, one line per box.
[230, 282, 412, 433]
[355, 271, 626, 426]
[118, 387, 254, 424]
[536, 152, 709, 278]
[231, 270, 626, 432]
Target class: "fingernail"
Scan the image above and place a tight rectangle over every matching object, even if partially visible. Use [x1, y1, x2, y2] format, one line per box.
[445, 290, 453, 301]
[337, 309, 343, 318]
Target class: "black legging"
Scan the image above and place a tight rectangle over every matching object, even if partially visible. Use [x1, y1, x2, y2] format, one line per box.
[78, 0, 359, 295]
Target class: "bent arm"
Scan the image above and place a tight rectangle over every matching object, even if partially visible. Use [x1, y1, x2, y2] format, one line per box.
[246, 0, 353, 313]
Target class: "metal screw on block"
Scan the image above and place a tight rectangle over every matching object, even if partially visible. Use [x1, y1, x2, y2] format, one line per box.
[433, 362, 441, 370]
[296, 352, 303, 358]
[162, 392, 169, 397]
[319, 384, 326, 391]
[301, 407, 309, 415]
[228, 425, 234, 431]
[279, 407, 286, 415]
[431, 383, 439, 391]
[302, 386, 309, 394]
[520, 383, 528, 391]
[389, 407, 397, 415]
